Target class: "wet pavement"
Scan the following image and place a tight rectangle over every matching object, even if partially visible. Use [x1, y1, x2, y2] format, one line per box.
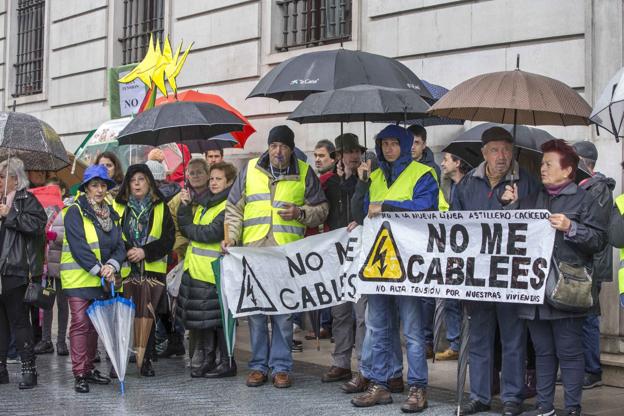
[0, 349, 494, 416]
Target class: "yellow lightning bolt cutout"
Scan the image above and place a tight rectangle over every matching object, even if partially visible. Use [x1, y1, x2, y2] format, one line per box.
[118, 34, 193, 97]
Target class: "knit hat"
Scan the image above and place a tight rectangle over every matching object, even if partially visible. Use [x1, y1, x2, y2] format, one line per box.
[268, 125, 295, 150]
[145, 160, 166, 181]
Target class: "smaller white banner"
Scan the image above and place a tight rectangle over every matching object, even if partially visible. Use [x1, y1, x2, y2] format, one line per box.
[222, 228, 361, 318]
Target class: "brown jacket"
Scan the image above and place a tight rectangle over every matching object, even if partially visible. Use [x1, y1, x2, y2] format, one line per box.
[225, 153, 328, 248]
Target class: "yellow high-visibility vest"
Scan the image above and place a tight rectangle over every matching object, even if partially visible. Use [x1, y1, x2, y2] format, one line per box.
[60, 204, 102, 290]
[370, 161, 438, 209]
[242, 158, 308, 246]
[116, 202, 167, 277]
[184, 200, 227, 284]
[615, 194, 624, 295]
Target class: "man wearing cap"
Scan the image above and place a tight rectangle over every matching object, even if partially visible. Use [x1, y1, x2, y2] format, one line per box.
[223, 125, 328, 389]
[318, 133, 369, 387]
[573, 141, 614, 390]
[453, 126, 538, 416]
[350, 124, 439, 412]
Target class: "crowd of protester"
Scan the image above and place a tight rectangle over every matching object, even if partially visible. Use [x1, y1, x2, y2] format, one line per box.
[0, 123, 620, 416]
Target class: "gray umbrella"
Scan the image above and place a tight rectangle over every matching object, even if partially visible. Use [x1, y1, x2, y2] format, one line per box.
[0, 111, 69, 171]
[117, 101, 246, 147]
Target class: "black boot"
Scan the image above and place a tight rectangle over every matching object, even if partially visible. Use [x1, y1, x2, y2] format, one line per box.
[159, 332, 186, 358]
[0, 361, 9, 384]
[74, 376, 89, 393]
[18, 360, 37, 390]
[204, 328, 237, 378]
[141, 359, 155, 377]
[190, 330, 216, 378]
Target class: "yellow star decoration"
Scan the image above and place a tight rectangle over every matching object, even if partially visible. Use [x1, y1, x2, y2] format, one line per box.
[119, 34, 193, 97]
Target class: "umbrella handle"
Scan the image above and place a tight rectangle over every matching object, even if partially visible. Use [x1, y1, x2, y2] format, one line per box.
[101, 277, 115, 297]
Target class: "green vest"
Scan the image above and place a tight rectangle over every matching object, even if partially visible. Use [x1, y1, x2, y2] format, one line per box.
[369, 161, 436, 207]
[60, 204, 102, 290]
[242, 158, 308, 246]
[116, 202, 167, 277]
[184, 199, 227, 284]
[429, 169, 449, 212]
[615, 194, 624, 295]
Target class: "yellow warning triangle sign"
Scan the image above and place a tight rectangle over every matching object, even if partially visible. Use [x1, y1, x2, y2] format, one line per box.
[359, 221, 405, 282]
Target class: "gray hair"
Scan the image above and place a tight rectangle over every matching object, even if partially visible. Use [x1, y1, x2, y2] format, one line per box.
[0, 158, 30, 191]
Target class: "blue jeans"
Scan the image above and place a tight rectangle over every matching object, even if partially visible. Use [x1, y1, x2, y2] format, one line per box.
[362, 294, 427, 388]
[468, 301, 526, 405]
[445, 299, 461, 352]
[528, 318, 584, 412]
[361, 303, 402, 379]
[422, 297, 434, 346]
[582, 314, 601, 375]
[248, 313, 293, 374]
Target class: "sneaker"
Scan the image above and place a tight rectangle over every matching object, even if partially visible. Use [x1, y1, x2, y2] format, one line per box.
[582, 372, 602, 389]
[566, 408, 581, 416]
[435, 347, 459, 361]
[519, 407, 555, 416]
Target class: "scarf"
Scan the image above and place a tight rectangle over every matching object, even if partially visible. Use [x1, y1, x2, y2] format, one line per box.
[545, 180, 572, 196]
[126, 195, 153, 247]
[86, 196, 113, 232]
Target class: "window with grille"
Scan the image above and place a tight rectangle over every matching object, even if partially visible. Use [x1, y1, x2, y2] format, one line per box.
[276, 0, 352, 51]
[13, 0, 45, 97]
[118, 0, 165, 65]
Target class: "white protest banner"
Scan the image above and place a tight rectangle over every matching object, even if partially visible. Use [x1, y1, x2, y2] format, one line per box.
[354, 210, 556, 304]
[222, 228, 361, 318]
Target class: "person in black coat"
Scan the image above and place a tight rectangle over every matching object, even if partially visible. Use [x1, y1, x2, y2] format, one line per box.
[503, 139, 607, 416]
[0, 158, 47, 390]
[177, 161, 237, 379]
[115, 164, 175, 377]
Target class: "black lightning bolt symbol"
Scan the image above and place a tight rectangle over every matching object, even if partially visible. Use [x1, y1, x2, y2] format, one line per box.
[372, 235, 388, 275]
[245, 269, 257, 306]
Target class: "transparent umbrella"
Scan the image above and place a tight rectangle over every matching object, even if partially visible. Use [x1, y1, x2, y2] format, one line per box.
[86, 281, 135, 395]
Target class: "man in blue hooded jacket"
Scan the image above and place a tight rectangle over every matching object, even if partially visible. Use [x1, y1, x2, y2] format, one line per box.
[350, 125, 439, 412]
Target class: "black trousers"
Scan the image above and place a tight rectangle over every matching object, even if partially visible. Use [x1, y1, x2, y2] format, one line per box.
[0, 285, 34, 363]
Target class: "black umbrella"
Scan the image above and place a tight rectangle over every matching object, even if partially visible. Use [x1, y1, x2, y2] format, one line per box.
[117, 101, 246, 146]
[441, 123, 591, 182]
[0, 111, 69, 171]
[407, 80, 465, 127]
[432, 298, 445, 363]
[248, 49, 433, 101]
[288, 85, 430, 151]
